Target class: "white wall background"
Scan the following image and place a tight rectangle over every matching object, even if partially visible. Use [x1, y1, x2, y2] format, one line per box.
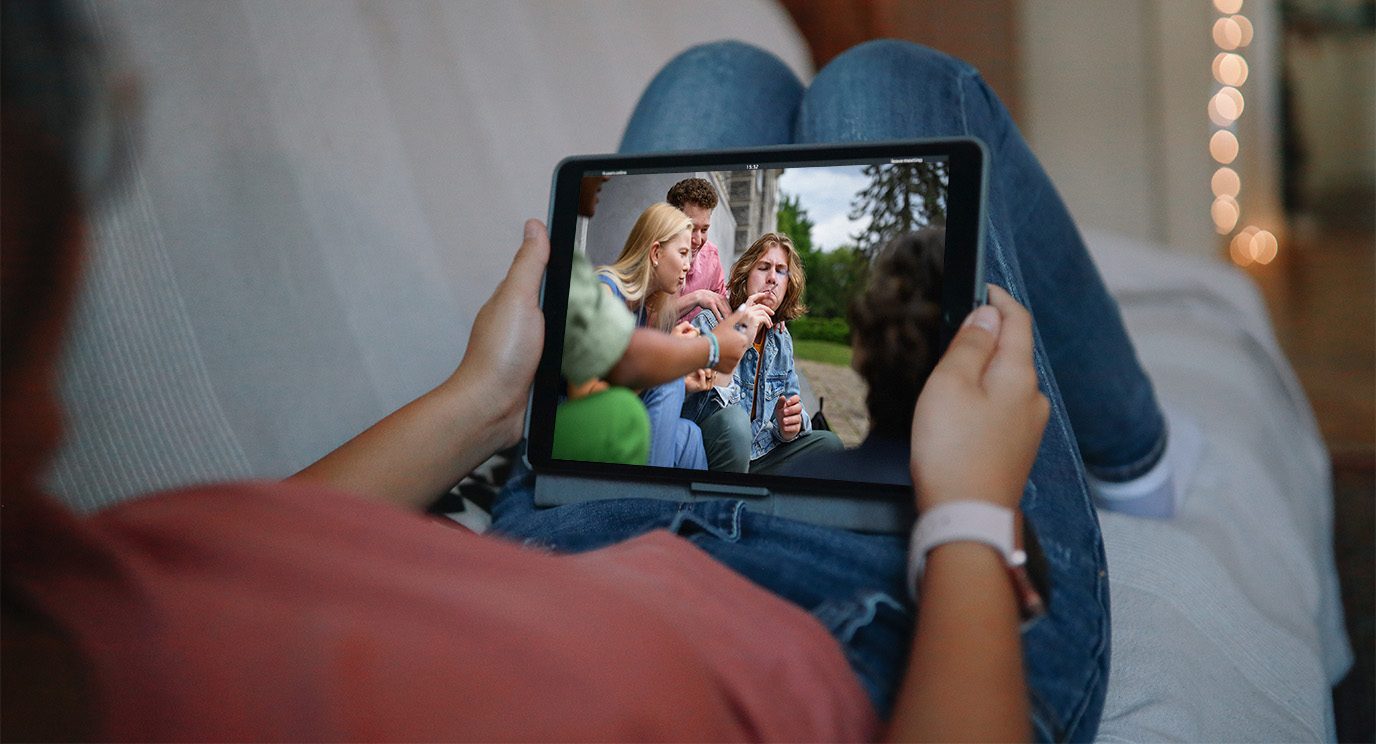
[584, 172, 735, 269]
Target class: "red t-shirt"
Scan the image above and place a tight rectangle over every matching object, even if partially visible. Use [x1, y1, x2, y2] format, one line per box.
[3, 481, 877, 741]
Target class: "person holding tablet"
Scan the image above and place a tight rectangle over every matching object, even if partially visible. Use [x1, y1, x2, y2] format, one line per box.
[500, 38, 1189, 740]
[4, 7, 1175, 742]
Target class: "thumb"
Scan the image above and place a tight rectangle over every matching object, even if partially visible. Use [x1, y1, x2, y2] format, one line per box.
[505, 219, 550, 295]
[936, 305, 1002, 383]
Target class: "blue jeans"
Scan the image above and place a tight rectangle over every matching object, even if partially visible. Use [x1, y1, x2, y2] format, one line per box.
[640, 379, 707, 470]
[497, 40, 1167, 742]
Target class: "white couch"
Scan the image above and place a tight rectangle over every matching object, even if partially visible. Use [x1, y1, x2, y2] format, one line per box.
[50, 2, 1351, 739]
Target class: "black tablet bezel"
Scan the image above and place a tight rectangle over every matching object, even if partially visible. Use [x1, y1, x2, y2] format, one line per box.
[527, 138, 988, 499]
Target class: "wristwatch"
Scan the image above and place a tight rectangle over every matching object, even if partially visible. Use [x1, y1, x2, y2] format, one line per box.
[907, 501, 1047, 625]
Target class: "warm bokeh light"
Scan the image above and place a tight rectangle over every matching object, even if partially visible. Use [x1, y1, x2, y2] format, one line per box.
[1230, 235, 1255, 266]
[1213, 17, 1243, 50]
[1210, 130, 1240, 163]
[1209, 91, 1241, 125]
[1212, 167, 1241, 197]
[1212, 195, 1240, 232]
[1250, 229, 1278, 264]
[1229, 226, 1261, 266]
[1209, 9, 1266, 267]
[1213, 53, 1249, 86]
[1220, 86, 1245, 116]
[1234, 15, 1254, 46]
[1208, 98, 1226, 126]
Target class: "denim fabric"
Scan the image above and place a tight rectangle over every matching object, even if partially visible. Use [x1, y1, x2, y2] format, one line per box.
[689, 309, 817, 460]
[794, 42, 1166, 482]
[639, 377, 707, 470]
[688, 310, 744, 409]
[495, 38, 1167, 742]
[491, 462, 913, 717]
[619, 41, 804, 152]
[791, 41, 1120, 741]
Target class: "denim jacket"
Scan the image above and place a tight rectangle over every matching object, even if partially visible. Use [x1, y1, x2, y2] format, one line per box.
[692, 310, 812, 460]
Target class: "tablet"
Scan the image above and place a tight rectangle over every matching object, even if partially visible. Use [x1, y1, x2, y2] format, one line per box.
[526, 138, 987, 526]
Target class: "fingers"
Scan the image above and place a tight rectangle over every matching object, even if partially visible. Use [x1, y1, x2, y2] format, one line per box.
[505, 219, 550, 295]
[687, 368, 712, 392]
[776, 394, 802, 417]
[985, 285, 1033, 366]
[711, 294, 730, 321]
[778, 394, 803, 437]
[936, 302, 1002, 384]
[984, 284, 1040, 398]
[726, 305, 771, 338]
[746, 291, 773, 308]
[776, 395, 802, 435]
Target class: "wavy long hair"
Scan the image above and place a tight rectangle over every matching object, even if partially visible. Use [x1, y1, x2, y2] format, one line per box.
[727, 232, 808, 323]
[596, 202, 692, 330]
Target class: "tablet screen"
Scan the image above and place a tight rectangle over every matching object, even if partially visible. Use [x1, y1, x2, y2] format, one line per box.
[530, 142, 985, 497]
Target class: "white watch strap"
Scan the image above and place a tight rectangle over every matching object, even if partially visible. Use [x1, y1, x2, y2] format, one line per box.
[907, 501, 1017, 599]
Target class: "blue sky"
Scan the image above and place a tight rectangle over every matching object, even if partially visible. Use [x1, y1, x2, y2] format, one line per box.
[777, 164, 871, 252]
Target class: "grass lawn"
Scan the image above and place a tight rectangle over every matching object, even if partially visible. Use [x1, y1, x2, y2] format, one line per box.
[793, 339, 852, 367]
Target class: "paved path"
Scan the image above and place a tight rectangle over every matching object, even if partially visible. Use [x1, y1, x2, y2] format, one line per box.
[796, 359, 869, 448]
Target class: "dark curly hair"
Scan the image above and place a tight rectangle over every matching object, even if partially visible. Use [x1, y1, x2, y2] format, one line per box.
[847, 228, 945, 441]
[665, 177, 718, 211]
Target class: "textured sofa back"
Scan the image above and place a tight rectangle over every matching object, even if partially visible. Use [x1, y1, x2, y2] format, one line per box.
[47, 0, 811, 511]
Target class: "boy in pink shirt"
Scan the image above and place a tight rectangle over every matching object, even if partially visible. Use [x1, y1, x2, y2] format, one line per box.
[667, 178, 731, 323]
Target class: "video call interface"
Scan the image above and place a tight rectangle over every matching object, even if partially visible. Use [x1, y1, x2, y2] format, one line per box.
[557, 157, 950, 486]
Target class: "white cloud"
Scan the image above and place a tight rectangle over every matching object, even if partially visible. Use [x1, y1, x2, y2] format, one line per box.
[811, 211, 870, 252]
[777, 164, 871, 251]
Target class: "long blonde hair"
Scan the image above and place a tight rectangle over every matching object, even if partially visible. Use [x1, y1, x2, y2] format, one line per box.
[597, 202, 692, 330]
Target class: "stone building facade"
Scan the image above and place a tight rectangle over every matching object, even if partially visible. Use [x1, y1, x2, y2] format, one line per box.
[718, 168, 782, 262]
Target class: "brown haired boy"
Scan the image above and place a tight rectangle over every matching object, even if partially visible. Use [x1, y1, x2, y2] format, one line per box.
[666, 177, 729, 322]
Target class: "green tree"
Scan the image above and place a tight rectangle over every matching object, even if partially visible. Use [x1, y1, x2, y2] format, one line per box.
[776, 192, 815, 255]
[777, 192, 821, 307]
[777, 192, 816, 264]
[804, 245, 869, 319]
[847, 162, 948, 257]
[777, 192, 870, 320]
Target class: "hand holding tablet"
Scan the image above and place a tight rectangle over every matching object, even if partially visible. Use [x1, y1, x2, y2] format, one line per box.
[530, 138, 990, 528]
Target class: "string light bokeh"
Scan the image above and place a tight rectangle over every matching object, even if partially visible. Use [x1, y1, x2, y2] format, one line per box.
[1210, 0, 1278, 267]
